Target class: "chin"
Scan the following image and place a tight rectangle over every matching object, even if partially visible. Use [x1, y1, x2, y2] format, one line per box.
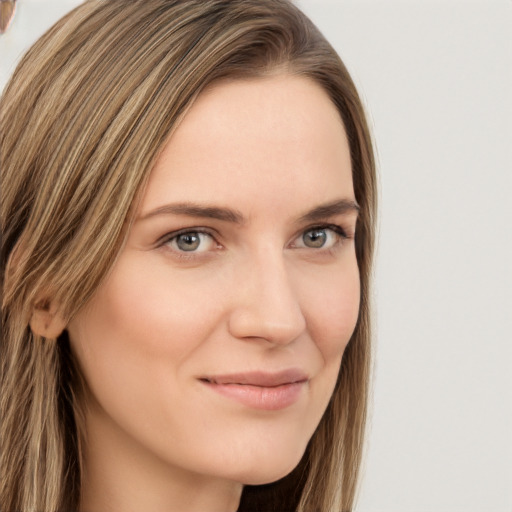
[231, 448, 305, 486]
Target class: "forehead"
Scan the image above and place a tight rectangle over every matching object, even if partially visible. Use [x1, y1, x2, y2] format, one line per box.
[141, 74, 353, 217]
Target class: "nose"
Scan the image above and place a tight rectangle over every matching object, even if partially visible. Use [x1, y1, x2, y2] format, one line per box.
[227, 249, 307, 345]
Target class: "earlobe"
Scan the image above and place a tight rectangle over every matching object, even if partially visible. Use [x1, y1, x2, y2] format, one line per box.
[7, 241, 67, 339]
[29, 299, 67, 339]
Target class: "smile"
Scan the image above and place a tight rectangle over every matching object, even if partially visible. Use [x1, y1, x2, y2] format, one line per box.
[199, 369, 309, 410]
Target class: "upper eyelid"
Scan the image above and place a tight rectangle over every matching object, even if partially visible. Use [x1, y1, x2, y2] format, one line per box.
[292, 223, 350, 240]
[157, 227, 218, 245]
[155, 223, 352, 250]
[157, 229, 220, 259]
[290, 224, 349, 246]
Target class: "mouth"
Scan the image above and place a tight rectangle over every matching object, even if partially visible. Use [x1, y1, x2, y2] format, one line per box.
[199, 369, 309, 410]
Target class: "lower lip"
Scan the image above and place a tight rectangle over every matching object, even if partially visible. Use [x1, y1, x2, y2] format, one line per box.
[201, 380, 306, 410]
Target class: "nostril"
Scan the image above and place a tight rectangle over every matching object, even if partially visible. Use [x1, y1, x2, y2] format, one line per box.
[227, 307, 306, 346]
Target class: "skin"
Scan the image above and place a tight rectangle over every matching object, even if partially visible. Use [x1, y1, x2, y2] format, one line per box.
[64, 74, 360, 512]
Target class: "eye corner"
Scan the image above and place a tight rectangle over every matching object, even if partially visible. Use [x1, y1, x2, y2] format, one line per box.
[155, 227, 223, 261]
[290, 224, 350, 251]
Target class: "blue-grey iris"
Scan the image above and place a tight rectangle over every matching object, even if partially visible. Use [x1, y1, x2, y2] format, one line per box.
[303, 229, 327, 248]
[176, 233, 201, 251]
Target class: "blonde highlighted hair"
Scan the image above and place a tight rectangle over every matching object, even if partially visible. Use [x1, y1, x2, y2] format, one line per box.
[0, 1, 376, 510]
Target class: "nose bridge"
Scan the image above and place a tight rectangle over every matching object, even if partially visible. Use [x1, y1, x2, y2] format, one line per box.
[227, 243, 306, 344]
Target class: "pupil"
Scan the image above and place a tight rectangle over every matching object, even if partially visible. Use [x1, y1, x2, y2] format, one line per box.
[304, 229, 326, 248]
[177, 233, 200, 251]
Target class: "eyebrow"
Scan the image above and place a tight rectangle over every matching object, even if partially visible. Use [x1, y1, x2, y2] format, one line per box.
[297, 199, 360, 223]
[137, 202, 245, 224]
[137, 198, 359, 224]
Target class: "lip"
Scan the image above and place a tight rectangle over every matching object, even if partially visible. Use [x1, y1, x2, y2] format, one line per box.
[199, 369, 309, 410]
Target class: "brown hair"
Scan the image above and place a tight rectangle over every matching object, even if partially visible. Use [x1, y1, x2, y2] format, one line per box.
[0, 1, 377, 510]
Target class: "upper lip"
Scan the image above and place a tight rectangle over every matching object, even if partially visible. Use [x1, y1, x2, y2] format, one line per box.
[200, 369, 309, 387]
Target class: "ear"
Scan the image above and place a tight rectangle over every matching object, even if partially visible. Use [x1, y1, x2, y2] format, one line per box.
[29, 298, 67, 339]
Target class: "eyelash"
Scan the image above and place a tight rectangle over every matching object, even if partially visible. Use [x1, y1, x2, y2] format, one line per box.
[158, 228, 219, 260]
[157, 224, 351, 260]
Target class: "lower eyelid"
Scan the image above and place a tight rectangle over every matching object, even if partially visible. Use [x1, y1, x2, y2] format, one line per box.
[156, 225, 352, 255]
[294, 226, 349, 247]
[155, 231, 215, 257]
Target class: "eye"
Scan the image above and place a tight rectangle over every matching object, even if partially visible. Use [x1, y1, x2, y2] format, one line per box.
[164, 231, 217, 253]
[302, 228, 328, 248]
[293, 226, 347, 250]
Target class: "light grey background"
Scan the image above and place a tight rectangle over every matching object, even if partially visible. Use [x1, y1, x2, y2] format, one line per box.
[1, 1, 511, 511]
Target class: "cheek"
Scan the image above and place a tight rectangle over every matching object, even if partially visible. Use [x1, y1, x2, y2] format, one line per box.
[66, 256, 222, 424]
[299, 259, 360, 362]
[70, 256, 218, 362]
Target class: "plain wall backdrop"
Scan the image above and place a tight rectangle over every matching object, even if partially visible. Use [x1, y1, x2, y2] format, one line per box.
[1, 1, 511, 511]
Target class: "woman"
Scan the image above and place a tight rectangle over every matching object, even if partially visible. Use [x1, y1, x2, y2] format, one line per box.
[0, 1, 376, 511]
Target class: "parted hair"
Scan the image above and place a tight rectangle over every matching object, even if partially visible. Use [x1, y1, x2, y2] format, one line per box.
[0, 1, 377, 510]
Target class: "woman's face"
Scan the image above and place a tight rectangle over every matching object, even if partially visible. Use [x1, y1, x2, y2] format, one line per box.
[67, 75, 360, 496]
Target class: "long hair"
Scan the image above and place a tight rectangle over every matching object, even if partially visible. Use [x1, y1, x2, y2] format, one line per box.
[0, 1, 377, 510]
